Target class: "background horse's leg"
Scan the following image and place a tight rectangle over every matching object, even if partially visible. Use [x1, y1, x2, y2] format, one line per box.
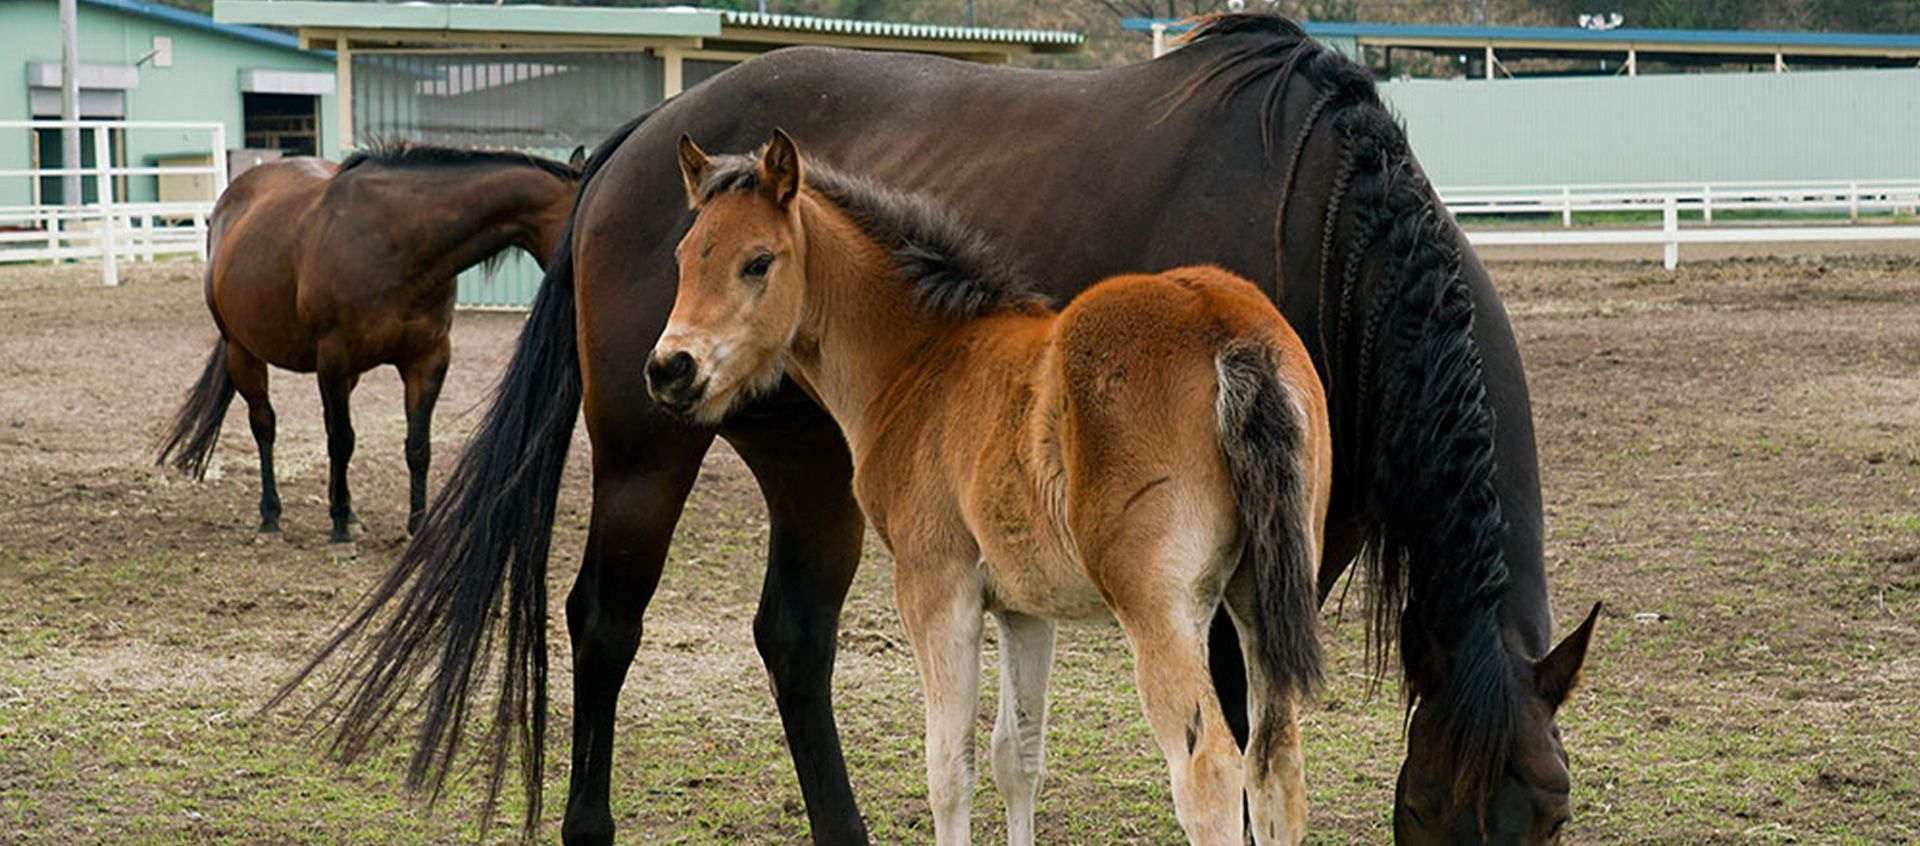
[315, 362, 361, 543]
[723, 397, 871, 846]
[398, 338, 451, 534]
[560, 422, 714, 846]
[990, 610, 1055, 846]
[226, 344, 280, 533]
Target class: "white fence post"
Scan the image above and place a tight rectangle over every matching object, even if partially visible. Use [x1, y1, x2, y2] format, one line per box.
[1848, 182, 1859, 222]
[1702, 185, 1713, 224]
[1562, 186, 1573, 227]
[1662, 195, 1679, 271]
[211, 123, 229, 200]
[94, 125, 118, 287]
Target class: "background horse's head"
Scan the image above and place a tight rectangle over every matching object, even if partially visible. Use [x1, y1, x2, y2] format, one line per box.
[1395, 603, 1600, 846]
[648, 131, 807, 423]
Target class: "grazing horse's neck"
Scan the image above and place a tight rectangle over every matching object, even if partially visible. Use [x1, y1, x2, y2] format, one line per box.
[380, 166, 573, 287]
[786, 193, 972, 453]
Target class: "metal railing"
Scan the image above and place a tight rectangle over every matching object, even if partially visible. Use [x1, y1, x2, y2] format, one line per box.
[0, 120, 228, 286]
[1443, 179, 1920, 268]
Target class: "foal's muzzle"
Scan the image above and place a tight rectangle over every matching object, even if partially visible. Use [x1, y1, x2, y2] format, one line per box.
[645, 349, 705, 416]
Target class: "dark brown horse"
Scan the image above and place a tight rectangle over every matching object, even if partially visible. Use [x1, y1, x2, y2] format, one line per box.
[158, 145, 583, 542]
[290, 14, 1600, 846]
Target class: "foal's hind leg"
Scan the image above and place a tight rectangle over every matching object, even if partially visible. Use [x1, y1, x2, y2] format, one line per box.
[398, 338, 451, 534]
[315, 362, 361, 543]
[1224, 570, 1308, 846]
[1105, 581, 1243, 846]
[226, 344, 280, 533]
[990, 610, 1055, 846]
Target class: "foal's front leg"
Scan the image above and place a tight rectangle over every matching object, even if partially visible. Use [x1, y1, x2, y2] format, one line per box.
[991, 610, 1055, 846]
[897, 566, 986, 846]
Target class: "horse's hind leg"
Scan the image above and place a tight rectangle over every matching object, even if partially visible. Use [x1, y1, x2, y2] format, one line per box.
[315, 362, 361, 543]
[226, 344, 280, 533]
[560, 420, 714, 846]
[398, 338, 451, 534]
[897, 569, 985, 846]
[1105, 578, 1243, 846]
[724, 397, 871, 845]
[990, 610, 1055, 846]
[1224, 571, 1308, 846]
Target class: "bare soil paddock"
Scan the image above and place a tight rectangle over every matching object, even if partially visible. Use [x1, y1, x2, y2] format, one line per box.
[0, 249, 1914, 844]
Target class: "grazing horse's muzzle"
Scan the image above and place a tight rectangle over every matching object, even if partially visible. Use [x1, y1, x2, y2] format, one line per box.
[645, 349, 705, 416]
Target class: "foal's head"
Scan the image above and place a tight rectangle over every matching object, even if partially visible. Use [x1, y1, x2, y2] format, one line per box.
[648, 131, 808, 423]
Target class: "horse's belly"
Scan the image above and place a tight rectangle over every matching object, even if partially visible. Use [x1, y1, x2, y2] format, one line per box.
[980, 540, 1108, 621]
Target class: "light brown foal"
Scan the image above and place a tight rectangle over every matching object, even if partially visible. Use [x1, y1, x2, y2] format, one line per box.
[649, 131, 1330, 846]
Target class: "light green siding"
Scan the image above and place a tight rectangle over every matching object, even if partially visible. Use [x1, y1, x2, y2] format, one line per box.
[1, 0, 337, 203]
[1379, 68, 1920, 187]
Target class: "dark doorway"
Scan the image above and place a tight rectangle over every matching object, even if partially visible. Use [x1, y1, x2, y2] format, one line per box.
[32, 126, 126, 205]
[243, 93, 319, 156]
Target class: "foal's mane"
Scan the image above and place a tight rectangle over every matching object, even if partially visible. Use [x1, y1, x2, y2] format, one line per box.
[695, 152, 1044, 320]
[340, 143, 580, 181]
[1178, 12, 1520, 814]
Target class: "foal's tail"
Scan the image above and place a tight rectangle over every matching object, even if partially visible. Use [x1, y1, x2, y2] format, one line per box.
[1215, 339, 1325, 701]
[157, 338, 236, 479]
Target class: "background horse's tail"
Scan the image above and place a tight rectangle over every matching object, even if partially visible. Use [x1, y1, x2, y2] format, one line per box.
[1215, 339, 1324, 701]
[270, 108, 655, 836]
[157, 338, 235, 479]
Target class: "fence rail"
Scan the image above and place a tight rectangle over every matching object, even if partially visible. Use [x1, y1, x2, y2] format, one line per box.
[0, 119, 227, 285]
[1443, 179, 1920, 268]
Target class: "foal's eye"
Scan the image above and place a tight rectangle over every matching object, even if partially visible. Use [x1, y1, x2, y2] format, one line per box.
[742, 254, 773, 278]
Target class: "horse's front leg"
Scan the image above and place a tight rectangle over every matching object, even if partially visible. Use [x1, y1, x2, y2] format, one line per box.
[724, 397, 871, 845]
[990, 610, 1056, 846]
[896, 560, 986, 846]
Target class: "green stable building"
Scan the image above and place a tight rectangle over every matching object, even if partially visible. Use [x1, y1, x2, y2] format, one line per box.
[0, 0, 339, 205]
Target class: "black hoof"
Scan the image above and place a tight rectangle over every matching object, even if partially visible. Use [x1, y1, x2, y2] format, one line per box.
[258, 520, 281, 534]
[329, 529, 355, 545]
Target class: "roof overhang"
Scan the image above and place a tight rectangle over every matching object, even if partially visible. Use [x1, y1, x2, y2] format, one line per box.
[214, 1, 1082, 61]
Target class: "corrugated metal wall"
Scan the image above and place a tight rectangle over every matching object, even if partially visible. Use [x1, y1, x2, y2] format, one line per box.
[352, 51, 670, 307]
[1380, 67, 1920, 187]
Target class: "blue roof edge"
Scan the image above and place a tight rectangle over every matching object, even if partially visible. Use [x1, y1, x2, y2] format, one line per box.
[1119, 16, 1920, 50]
[65, 0, 328, 55]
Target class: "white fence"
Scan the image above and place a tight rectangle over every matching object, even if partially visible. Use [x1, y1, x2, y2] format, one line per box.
[1444, 179, 1920, 269]
[0, 120, 227, 286]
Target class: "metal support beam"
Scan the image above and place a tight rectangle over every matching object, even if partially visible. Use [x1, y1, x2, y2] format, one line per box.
[1627, 47, 1637, 77]
[1485, 45, 1495, 79]
[661, 46, 684, 98]
[59, 0, 80, 208]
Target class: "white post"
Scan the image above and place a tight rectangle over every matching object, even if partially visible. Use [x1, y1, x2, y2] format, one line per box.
[95, 125, 117, 286]
[1662, 195, 1678, 271]
[1775, 52, 1785, 73]
[1849, 182, 1859, 222]
[1702, 185, 1712, 224]
[1485, 45, 1496, 80]
[194, 210, 207, 261]
[336, 38, 354, 151]
[1562, 186, 1573, 227]
[1627, 47, 1637, 77]
[210, 122, 229, 201]
[1151, 22, 1167, 58]
[662, 47, 684, 98]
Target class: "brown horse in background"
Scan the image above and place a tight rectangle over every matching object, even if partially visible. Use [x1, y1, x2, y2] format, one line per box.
[158, 146, 583, 542]
[655, 131, 1332, 846]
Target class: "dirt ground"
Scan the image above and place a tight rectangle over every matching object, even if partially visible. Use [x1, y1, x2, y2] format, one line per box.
[0, 248, 1914, 845]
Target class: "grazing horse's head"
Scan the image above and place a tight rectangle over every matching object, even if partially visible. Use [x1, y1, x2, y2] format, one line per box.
[1395, 603, 1600, 846]
[648, 131, 807, 423]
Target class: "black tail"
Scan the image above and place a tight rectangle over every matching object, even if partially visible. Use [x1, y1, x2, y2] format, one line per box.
[1215, 339, 1324, 702]
[270, 109, 656, 836]
[157, 339, 235, 479]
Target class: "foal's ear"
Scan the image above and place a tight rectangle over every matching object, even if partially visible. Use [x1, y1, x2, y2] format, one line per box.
[1534, 602, 1601, 711]
[760, 128, 802, 208]
[568, 145, 588, 172]
[677, 134, 711, 208]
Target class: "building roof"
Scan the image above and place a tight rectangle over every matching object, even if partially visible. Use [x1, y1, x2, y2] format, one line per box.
[25, 0, 317, 53]
[215, 1, 1082, 56]
[1124, 17, 1920, 61]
